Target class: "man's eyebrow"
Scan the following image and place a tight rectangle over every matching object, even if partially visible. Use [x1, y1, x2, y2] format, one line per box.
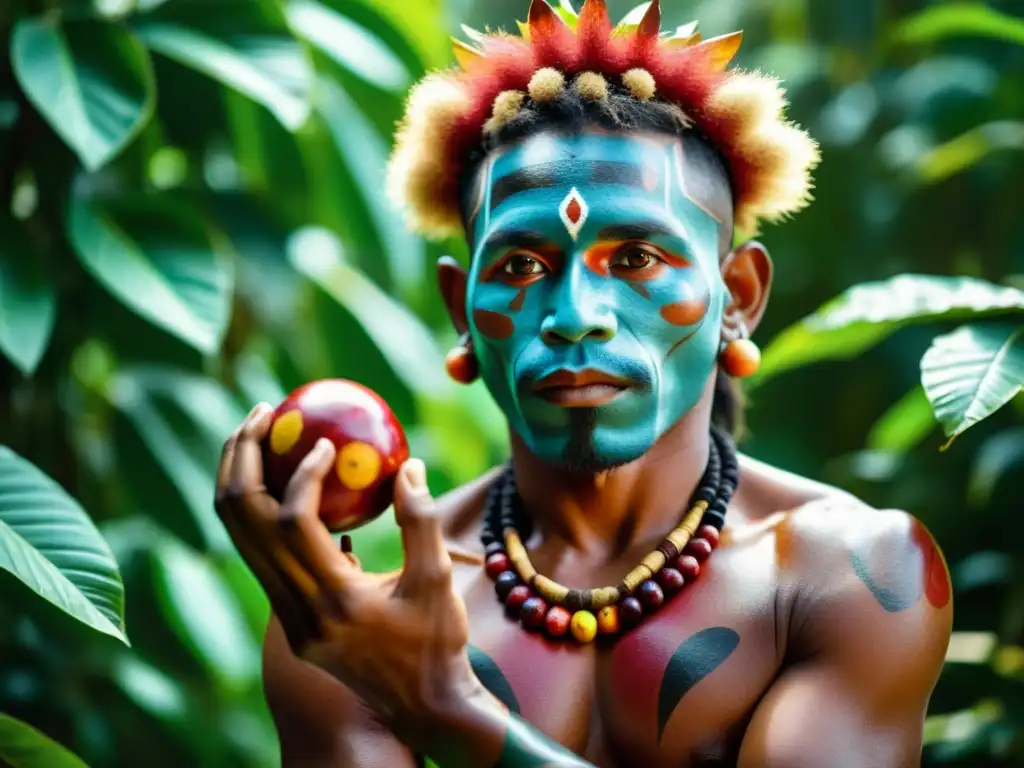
[596, 222, 681, 241]
[480, 229, 555, 254]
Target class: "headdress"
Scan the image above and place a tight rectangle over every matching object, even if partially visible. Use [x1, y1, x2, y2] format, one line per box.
[385, 0, 820, 239]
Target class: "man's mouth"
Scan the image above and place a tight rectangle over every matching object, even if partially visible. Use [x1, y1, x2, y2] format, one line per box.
[532, 368, 633, 408]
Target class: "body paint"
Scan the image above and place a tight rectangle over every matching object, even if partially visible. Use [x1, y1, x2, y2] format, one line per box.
[467, 130, 727, 469]
[657, 627, 740, 742]
[850, 518, 951, 612]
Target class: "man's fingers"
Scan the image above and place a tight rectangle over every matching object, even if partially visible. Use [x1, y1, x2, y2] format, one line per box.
[394, 459, 452, 596]
[225, 402, 275, 519]
[279, 439, 359, 594]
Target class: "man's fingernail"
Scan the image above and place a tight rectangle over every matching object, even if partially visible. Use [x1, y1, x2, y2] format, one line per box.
[405, 459, 426, 488]
[317, 438, 335, 458]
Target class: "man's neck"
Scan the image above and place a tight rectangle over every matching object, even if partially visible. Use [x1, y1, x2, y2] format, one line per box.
[509, 388, 715, 559]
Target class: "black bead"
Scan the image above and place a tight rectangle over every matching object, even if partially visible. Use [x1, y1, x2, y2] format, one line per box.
[620, 597, 643, 627]
[484, 541, 505, 557]
[495, 571, 520, 601]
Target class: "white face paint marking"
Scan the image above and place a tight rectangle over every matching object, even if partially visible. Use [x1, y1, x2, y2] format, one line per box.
[559, 187, 589, 241]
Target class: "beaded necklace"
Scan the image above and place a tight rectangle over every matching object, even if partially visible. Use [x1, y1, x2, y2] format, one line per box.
[480, 425, 738, 644]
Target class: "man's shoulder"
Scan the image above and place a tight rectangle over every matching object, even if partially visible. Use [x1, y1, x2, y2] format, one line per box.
[738, 453, 950, 614]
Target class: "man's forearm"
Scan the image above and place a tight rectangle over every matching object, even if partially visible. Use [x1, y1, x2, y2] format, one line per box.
[425, 688, 595, 768]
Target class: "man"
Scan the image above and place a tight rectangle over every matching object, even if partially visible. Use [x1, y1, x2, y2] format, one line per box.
[215, 2, 953, 765]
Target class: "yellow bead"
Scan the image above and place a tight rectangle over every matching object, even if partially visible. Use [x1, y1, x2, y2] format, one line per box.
[336, 441, 381, 490]
[570, 610, 597, 643]
[597, 605, 620, 635]
[269, 410, 303, 455]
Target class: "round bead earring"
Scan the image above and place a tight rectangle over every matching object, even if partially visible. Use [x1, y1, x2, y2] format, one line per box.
[445, 333, 479, 384]
[719, 329, 761, 379]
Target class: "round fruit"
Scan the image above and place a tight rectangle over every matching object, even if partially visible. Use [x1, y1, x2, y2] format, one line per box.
[261, 379, 409, 532]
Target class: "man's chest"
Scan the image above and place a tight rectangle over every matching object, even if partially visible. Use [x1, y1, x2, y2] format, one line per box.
[456, 548, 784, 767]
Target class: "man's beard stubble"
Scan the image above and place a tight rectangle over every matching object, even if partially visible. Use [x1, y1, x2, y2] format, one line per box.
[558, 407, 625, 474]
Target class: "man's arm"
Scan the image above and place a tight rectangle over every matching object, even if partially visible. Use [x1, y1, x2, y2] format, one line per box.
[264, 613, 595, 768]
[738, 507, 953, 767]
[263, 614, 420, 768]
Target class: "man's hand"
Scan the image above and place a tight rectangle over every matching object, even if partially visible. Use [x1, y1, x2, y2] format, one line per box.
[214, 403, 480, 748]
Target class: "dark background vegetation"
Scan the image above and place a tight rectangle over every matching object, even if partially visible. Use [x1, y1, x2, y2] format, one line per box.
[0, 0, 1022, 765]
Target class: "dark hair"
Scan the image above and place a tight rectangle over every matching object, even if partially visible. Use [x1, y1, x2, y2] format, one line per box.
[459, 84, 745, 439]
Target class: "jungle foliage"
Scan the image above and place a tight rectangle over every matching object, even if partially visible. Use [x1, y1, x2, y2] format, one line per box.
[0, 0, 1022, 765]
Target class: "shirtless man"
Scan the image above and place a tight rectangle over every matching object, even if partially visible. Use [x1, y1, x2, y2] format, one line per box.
[214, 2, 953, 765]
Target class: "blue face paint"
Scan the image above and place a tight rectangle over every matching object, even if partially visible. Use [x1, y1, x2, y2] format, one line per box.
[466, 131, 727, 470]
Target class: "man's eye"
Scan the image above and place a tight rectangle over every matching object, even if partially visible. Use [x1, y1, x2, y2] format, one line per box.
[504, 253, 547, 276]
[613, 245, 660, 269]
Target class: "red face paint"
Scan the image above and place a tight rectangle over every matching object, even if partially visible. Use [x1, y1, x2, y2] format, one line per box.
[508, 288, 527, 311]
[474, 309, 515, 340]
[660, 299, 708, 326]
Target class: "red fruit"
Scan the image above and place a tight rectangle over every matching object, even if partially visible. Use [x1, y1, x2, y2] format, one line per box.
[261, 380, 409, 533]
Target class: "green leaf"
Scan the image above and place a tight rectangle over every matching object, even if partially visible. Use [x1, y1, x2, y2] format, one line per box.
[316, 78, 425, 298]
[922, 323, 1024, 446]
[894, 3, 1024, 47]
[0, 218, 56, 375]
[11, 17, 155, 171]
[134, 0, 313, 130]
[0, 714, 88, 768]
[288, 227, 451, 399]
[67, 193, 233, 355]
[107, 366, 246, 552]
[0, 446, 127, 643]
[916, 121, 1024, 184]
[866, 386, 937, 454]
[619, 2, 653, 27]
[554, 1, 580, 30]
[757, 276, 1024, 382]
[286, 0, 408, 91]
[152, 536, 260, 691]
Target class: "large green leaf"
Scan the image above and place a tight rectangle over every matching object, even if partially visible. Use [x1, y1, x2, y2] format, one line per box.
[757, 276, 1024, 382]
[922, 323, 1024, 446]
[0, 714, 88, 768]
[11, 17, 155, 171]
[316, 78, 425, 299]
[67, 193, 233, 355]
[0, 447, 127, 643]
[894, 3, 1024, 48]
[107, 366, 246, 552]
[152, 535, 260, 691]
[134, 0, 313, 130]
[0, 218, 55, 375]
[866, 385, 937, 454]
[288, 227, 451, 399]
[286, 0, 408, 91]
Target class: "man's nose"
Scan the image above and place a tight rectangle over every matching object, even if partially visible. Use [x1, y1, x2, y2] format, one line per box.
[539, 261, 617, 344]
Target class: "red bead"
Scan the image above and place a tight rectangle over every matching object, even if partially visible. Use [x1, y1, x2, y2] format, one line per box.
[485, 553, 511, 580]
[697, 525, 721, 549]
[672, 554, 701, 582]
[505, 586, 531, 616]
[495, 571, 519, 600]
[520, 597, 548, 630]
[686, 537, 713, 562]
[638, 580, 664, 611]
[657, 568, 685, 595]
[620, 597, 643, 627]
[545, 606, 572, 638]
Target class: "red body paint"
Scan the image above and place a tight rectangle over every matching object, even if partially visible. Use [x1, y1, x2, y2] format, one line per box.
[508, 289, 527, 311]
[474, 309, 515, 339]
[913, 520, 951, 609]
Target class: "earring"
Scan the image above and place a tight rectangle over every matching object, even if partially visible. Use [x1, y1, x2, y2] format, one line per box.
[445, 333, 479, 384]
[719, 327, 761, 379]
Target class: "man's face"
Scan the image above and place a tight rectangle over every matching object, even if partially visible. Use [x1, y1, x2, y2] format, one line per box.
[465, 130, 729, 471]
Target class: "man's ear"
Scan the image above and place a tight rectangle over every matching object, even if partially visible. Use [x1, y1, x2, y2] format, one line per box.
[721, 241, 773, 334]
[437, 256, 470, 335]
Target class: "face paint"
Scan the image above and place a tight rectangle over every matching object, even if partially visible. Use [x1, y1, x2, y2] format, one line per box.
[466, 130, 727, 471]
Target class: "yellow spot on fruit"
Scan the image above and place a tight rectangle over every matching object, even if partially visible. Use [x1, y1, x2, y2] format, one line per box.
[337, 442, 381, 491]
[270, 410, 303, 455]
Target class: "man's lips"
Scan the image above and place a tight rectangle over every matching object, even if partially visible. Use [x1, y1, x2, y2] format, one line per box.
[532, 368, 633, 407]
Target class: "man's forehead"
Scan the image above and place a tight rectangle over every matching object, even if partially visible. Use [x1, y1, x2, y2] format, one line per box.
[492, 131, 678, 173]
